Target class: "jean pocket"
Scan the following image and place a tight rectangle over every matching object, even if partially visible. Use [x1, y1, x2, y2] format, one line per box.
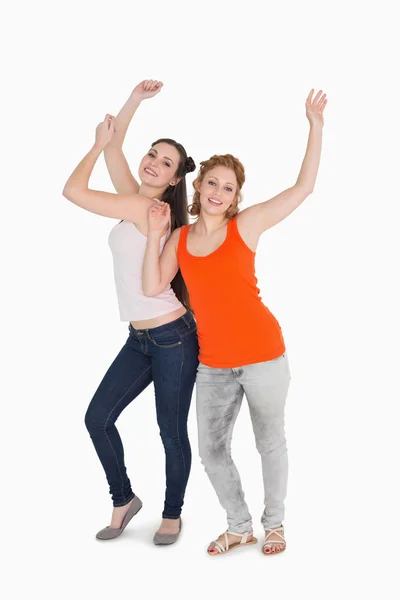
[148, 331, 182, 349]
[178, 325, 197, 341]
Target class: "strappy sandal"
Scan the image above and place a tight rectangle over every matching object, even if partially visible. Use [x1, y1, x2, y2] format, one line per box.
[207, 530, 257, 556]
[262, 525, 286, 555]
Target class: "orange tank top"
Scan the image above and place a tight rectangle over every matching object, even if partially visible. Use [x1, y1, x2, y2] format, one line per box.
[177, 216, 286, 368]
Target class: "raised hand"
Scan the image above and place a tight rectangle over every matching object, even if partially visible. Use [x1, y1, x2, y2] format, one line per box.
[306, 89, 328, 127]
[149, 202, 170, 234]
[131, 79, 163, 101]
[95, 114, 116, 150]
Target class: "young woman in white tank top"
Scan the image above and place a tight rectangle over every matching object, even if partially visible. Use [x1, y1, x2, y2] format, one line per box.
[63, 80, 198, 545]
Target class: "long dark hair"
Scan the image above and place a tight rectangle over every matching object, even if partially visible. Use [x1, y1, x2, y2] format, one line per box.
[152, 138, 196, 313]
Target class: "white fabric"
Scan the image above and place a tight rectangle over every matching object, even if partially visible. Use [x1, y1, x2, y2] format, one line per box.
[108, 220, 183, 321]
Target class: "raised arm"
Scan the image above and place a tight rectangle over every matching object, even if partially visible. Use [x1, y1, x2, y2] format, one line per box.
[238, 89, 327, 242]
[104, 80, 163, 195]
[142, 203, 180, 296]
[62, 115, 153, 222]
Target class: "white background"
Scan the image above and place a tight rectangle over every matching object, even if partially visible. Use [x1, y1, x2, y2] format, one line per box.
[2, 1, 399, 598]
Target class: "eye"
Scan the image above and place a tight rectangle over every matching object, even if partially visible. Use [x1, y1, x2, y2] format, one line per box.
[225, 187, 233, 192]
[163, 162, 171, 168]
[208, 180, 216, 186]
[148, 152, 155, 158]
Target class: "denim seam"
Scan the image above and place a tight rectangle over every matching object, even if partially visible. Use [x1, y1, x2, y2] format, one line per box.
[151, 326, 196, 344]
[149, 335, 182, 349]
[225, 386, 252, 530]
[171, 343, 185, 517]
[103, 365, 152, 504]
[178, 327, 197, 341]
[113, 492, 135, 508]
[225, 385, 242, 466]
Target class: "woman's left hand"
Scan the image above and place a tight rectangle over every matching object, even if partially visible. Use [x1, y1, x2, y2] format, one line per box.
[306, 89, 328, 127]
[95, 114, 116, 150]
[149, 201, 170, 234]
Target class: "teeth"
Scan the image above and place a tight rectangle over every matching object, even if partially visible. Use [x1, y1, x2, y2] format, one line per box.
[208, 198, 222, 205]
[145, 168, 157, 176]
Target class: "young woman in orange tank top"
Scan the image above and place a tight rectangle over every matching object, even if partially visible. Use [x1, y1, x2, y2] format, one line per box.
[143, 89, 327, 556]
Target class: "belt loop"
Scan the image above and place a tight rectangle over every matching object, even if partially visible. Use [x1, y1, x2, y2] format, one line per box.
[182, 313, 190, 328]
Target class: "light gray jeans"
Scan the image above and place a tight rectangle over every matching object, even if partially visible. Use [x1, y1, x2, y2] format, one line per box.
[196, 353, 291, 533]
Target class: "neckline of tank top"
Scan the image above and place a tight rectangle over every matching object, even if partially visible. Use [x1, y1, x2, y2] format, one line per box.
[184, 218, 234, 259]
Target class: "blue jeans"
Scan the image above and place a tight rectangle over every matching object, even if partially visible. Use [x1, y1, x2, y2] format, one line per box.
[85, 312, 198, 518]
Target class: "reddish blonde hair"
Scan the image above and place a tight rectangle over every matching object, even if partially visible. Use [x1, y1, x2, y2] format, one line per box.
[188, 154, 245, 219]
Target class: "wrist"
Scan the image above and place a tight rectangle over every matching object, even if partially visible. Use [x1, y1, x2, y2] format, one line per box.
[104, 142, 123, 152]
[148, 229, 163, 240]
[129, 92, 143, 105]
[308, 119, 323, 130]
[92, 143, 105, 154]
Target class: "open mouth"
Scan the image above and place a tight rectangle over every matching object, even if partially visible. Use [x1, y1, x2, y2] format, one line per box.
[208, 198, 222, 206]
[144, 168, 157, 177]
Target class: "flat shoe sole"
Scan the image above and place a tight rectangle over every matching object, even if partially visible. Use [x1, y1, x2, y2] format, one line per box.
[153, 519, 182, 545]
[262, 545, 286, 556]
[96, 497, 142, 540]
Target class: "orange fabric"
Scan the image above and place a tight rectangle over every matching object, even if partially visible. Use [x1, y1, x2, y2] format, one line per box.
[177, 217, 286, 368]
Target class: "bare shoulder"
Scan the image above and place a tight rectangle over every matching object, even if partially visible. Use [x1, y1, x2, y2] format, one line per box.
[167, 227, 182, 250]
[236, 204, 260, 226]
[143, 195, 159, 205]
[170, 227, 182, 238]
[235, 208, 261, 252]
[236, 206, 260, 233]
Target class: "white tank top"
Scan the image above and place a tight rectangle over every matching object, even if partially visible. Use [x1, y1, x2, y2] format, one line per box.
[108, 220, 183, 321]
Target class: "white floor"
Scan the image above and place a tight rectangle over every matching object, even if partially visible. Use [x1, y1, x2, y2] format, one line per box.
[7, 365, 398, 599]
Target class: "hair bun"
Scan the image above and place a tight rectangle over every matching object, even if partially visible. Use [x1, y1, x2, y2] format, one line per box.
[185, 156, 196, 174]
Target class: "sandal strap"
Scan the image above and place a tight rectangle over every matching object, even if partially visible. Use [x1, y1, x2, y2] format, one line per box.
[214, 532, 231, 553]
[213, 539, 226, 553]
[210, 530, 253, 553]
[224, 532, 229, 551]
[263, 526, 286, 546]
[226, 530, 252, 544]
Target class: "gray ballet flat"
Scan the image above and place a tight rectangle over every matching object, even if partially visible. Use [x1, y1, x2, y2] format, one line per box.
[96, 495, 142, 540]
[153, 518, 182, 545]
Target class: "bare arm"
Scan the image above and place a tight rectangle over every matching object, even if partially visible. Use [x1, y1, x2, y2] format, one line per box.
[104, 80, 163, 195]
[104, 146, 140, 195]
[142, 204, 180, 296]
[62, 116, 153, 222]
[238, 89, 327, 242]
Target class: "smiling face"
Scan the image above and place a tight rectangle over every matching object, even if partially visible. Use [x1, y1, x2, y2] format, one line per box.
[197, 166, 238, 216]
[138, 142, 181, 189]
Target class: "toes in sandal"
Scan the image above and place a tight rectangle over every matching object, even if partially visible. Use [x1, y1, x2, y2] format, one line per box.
[262, 525, 286, 555]
[208, 531, 257, 556]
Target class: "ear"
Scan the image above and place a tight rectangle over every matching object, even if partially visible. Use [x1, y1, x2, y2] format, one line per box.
[169, 176, 182, 187]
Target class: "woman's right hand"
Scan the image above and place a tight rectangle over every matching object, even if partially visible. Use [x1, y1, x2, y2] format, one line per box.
[149, 202, 170, 235]
[131, 79, 163, 101]
[94, 115, 116, 151]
